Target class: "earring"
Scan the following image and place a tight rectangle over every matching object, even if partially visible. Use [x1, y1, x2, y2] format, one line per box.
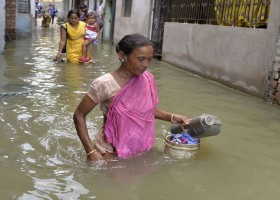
[121, 59, 124, 62]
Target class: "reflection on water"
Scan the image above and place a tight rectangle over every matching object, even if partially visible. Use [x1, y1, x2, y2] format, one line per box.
[0, 25, 280, 200]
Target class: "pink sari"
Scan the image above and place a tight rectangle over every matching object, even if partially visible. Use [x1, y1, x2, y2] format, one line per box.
[104, 71, 159, 158]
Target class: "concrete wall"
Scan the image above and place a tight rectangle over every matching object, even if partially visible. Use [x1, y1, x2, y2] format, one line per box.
[113, 0, 153, 44]
[30, 0, 36, 31]
[0, 1, 5, 53]
[16, 0, 37, 38]
[162, 1, 280, 98]
[16, 13, 32, 38]
[103, 1, 112, 42]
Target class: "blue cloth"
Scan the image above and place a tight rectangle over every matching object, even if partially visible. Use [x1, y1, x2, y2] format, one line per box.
[49, 7, 57, 16]
[170, 133, 199, 145]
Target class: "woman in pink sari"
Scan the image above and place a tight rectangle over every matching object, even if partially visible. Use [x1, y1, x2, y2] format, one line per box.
[73, 34, 189, 161]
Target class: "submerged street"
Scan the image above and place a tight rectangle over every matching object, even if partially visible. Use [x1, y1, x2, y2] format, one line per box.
[0, 21, 280, 200]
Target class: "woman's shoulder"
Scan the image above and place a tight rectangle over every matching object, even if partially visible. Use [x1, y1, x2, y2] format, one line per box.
[89, 73, 120, 101]
[92, 73, 120, 90]
[61, 23, 67, 29]
[94, 73, 116, 85]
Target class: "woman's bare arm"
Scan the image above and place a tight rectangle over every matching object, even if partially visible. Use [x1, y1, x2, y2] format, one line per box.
[73, 95, 103, 161]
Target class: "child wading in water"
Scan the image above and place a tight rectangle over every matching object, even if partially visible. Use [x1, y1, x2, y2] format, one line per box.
[79, 11, 100, 64]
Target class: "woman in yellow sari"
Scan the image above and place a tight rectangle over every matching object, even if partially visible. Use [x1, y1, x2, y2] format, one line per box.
[55, 10, 86, 63]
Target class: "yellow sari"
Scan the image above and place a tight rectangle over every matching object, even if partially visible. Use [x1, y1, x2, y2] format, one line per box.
[62, 21, 86, 63]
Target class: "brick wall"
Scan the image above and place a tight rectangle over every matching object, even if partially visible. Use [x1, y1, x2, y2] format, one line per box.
[267, 26, 280, 105]
[5, 0, 16, 40]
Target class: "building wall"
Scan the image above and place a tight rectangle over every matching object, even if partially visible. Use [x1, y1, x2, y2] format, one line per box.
[5, 0, 17, 40]
[16, 0, 33, 38]
[30, 0, 36, 31]
[102, 0, 112, 42]
[0, 1, 5, 53]
[113, 0, 153, 44]
[16, 13, 32, 38]
[162, 1, 280, 99]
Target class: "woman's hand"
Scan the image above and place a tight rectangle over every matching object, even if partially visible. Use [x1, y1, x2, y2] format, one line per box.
[172, 114, 189, 125]
[87, 151, 104, 162]
[155, 109, 189, 125]
[55, 53, 62, 62]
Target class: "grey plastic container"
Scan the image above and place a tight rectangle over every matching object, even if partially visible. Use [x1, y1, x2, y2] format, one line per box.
[170, 114, 222, 138]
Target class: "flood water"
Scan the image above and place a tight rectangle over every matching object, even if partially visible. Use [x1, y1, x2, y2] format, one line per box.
[1, 23, 280, 200]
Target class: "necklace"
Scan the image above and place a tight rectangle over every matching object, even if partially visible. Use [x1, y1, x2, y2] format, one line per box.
[118, 68, 132, 81]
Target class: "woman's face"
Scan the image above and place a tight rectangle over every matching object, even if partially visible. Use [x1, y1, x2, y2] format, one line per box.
[68, 14, 80, 25]
[123, 45, 154, 75]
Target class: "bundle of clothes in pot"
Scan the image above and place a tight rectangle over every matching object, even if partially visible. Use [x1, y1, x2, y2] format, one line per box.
[170, 133, 199, 145]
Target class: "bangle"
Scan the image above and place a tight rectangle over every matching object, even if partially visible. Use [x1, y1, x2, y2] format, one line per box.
[86, 149, 97, 156]
[171, 114, 175, 123]
[57, 52, 62, 55]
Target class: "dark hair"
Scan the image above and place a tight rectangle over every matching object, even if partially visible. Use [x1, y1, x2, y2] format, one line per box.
[80, 4, 88, 9]
[116, 34, 154, 55]
[67, 9, 80, 18]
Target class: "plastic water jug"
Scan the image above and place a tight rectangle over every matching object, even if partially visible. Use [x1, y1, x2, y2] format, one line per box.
[170, 114, 222, 138]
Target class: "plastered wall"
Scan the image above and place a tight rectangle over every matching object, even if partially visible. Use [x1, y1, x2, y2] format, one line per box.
[0, 1, 5, 53]
[113, 0, 153, 44]
[162, 1, 280, 98]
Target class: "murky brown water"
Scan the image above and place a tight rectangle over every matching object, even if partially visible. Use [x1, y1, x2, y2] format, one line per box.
[1, 22, 280, 200]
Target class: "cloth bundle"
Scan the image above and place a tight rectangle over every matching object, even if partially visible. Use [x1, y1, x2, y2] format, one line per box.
[170, 133, 199, 145]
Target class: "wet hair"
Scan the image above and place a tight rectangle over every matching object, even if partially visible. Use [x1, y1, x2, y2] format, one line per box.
[67, 9, 80, 18]
[80, 4, 88, 9]
[116, 34, 154, 55]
